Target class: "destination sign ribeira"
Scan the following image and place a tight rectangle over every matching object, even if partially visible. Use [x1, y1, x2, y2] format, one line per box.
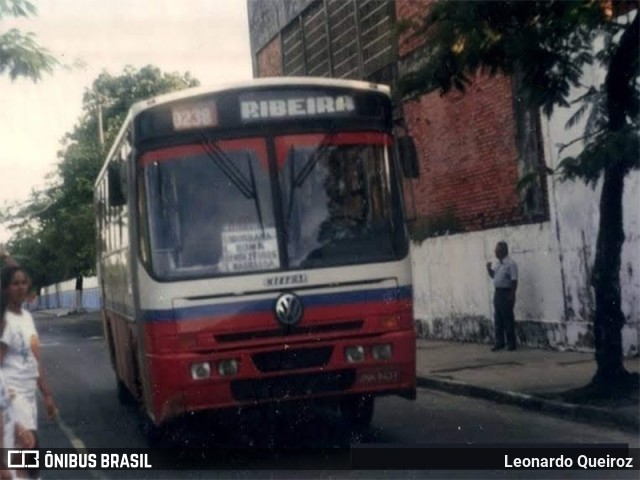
[240, 94, 355, 121]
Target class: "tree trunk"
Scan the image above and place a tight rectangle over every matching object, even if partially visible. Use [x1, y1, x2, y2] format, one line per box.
[590, 12, 638, 389]
[591, 162, 627, 386]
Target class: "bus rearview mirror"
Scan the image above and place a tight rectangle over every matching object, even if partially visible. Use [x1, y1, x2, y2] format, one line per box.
[397, 136, 419, 178]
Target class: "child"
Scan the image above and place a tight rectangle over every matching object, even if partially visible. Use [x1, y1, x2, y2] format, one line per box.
[0, 371, 35, 480]
[0, 368, 15, 480]
[1, 266, 56, 480]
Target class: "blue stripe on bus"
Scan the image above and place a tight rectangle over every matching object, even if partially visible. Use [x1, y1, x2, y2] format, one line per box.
[140, 286, 412, 323]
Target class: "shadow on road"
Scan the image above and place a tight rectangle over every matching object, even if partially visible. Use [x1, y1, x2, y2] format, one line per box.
[138, 401, 387, 469]
[156, 401, 381, 447]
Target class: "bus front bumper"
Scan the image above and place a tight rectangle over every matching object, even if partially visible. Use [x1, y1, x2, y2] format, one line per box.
[146, 329, 416, 424]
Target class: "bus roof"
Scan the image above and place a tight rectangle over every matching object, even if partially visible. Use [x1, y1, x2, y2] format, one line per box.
[95, 77, 391, 186]
[129, 77, 391, 117]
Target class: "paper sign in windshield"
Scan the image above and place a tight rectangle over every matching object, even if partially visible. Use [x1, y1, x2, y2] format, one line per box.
[220, 226, 279, 273]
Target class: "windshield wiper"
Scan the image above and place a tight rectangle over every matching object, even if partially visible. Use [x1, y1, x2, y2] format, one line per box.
[199, 132, 255, 199]
[246, 152, 265, 232]
[199, 133, 266, 232]
[292, 133, 337, 188]
[285, 132, 336, 229]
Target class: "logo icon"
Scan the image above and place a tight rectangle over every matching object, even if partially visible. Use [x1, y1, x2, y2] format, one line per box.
[8, 450, 39, 469]
[274, 293, 303, 327]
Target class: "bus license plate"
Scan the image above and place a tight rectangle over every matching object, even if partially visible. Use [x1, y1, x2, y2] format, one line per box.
[356, 368, 400, 385]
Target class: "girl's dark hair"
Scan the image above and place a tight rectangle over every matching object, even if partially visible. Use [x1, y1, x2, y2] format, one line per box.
[1, 265, 24, 336]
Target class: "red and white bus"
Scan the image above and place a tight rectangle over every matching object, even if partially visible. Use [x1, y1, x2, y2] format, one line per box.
[94, 78, 416, 434]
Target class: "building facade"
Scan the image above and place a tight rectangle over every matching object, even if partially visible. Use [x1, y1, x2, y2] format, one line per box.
[247, 0, 639, 355]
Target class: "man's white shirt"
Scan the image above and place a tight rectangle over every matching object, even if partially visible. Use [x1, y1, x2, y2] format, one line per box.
[492, 256, 518, 288]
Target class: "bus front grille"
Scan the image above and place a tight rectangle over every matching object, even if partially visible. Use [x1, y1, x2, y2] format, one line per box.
[230, 369, 356, 402]
[251, 346, 333, 373]
[215, 321, 363, 343]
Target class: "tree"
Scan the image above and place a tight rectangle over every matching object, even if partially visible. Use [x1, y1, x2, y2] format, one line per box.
[400, 1, 639, 394]
[4, 65, 199, 289]
[0, 0, 57, 81]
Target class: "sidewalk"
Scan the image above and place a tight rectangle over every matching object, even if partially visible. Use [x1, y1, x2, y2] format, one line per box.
[32, 307, 98, 318]
[415, 339, 639, 432]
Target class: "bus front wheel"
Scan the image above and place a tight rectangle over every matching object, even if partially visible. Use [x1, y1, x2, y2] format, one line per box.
[116, 378, 136, 406]
[141, 416, 167, 447]
[340, 394, 374, 429]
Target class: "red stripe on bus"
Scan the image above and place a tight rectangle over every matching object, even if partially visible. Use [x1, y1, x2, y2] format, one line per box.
[138, 138, 269, 170]
[274, 132, 392, 170]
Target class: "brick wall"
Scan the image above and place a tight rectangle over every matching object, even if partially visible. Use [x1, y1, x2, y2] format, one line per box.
[396, 0, 432, 57]
[402, 74, 523, 231]
[396, 0, 527, 232]
[256, 36, 283, 77]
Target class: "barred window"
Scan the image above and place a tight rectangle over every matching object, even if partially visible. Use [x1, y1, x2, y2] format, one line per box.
[282, 0, 395, 82]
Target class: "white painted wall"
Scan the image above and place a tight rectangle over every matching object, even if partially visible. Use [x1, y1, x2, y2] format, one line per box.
[36, 276, 100, 310]
[412, 31, 640, 355]
[411, 222, 571, 349]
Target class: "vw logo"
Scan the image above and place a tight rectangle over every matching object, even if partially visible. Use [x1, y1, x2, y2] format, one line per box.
[274, 293, 303, 327]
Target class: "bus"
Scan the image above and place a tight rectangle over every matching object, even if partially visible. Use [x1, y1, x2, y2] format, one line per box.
[94, 77, 416, 435]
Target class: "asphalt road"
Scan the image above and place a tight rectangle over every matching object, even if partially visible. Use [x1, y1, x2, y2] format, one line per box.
[33, 312, 639, 480]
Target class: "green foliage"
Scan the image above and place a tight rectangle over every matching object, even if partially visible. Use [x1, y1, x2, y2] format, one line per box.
[3, 65, 199, 288]
[400, 1, 605, 111]
[400, 0, 639, 185]
[564, 86, 606, 133]
[0, 0, 37, 18]
[0, 0, 58, 81]
[558, 127, 640, 187]
[516, 166, 555, 193]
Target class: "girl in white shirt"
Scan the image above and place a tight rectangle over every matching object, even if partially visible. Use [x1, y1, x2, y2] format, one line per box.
[0, 369, 15, 480]
[0, 370, 35, 480]
[1, 266, 56, 480]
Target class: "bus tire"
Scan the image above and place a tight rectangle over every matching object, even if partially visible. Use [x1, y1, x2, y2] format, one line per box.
[141, 417, 166, 447]
[340, 394, 374, 429]
[116, 378, 136, 406]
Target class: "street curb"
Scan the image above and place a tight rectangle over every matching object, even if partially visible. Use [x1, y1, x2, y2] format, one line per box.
[32, 310, 102, 320]
[31, 310, 74, 318]
[416, 376, 639, 433]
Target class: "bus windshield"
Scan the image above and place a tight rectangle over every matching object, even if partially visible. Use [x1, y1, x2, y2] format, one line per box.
[139, 132, 406, 280]
[277, 132, 404, 269]
[140, 138, 277, 279]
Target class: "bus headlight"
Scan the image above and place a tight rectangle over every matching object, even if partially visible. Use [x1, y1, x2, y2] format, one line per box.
[345, 346, 365, 363]
[191, 362, 211, 380]
[372, 344, 393, 360]
[218, 359, 239, 376]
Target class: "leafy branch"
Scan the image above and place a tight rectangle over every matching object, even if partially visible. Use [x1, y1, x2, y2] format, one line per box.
[0, 1, 59, 81]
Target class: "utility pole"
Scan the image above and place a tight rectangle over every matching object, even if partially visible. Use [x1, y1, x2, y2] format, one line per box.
[97, 101, 105, 147]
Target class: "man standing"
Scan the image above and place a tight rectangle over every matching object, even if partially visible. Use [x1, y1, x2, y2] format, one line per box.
[486, 241, 518, 351]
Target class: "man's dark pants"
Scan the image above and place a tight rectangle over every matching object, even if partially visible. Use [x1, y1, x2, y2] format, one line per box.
[493, 288, 516, 349]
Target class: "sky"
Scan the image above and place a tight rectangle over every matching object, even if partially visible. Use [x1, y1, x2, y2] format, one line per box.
[0, 0, 253, 242]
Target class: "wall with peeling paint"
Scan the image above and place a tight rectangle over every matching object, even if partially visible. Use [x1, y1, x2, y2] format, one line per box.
[411, 223, 569, 349]
[540, 53, 640, 356]
[412, 49, 640, 356]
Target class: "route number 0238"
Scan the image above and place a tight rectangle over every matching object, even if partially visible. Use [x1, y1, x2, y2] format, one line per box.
[172, 103, 218, 130]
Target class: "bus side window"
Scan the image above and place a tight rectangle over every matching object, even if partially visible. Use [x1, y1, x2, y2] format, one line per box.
[108, 165, 124, 207]
[137, 172, 150, 267]
[143, 163, 175, 275]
